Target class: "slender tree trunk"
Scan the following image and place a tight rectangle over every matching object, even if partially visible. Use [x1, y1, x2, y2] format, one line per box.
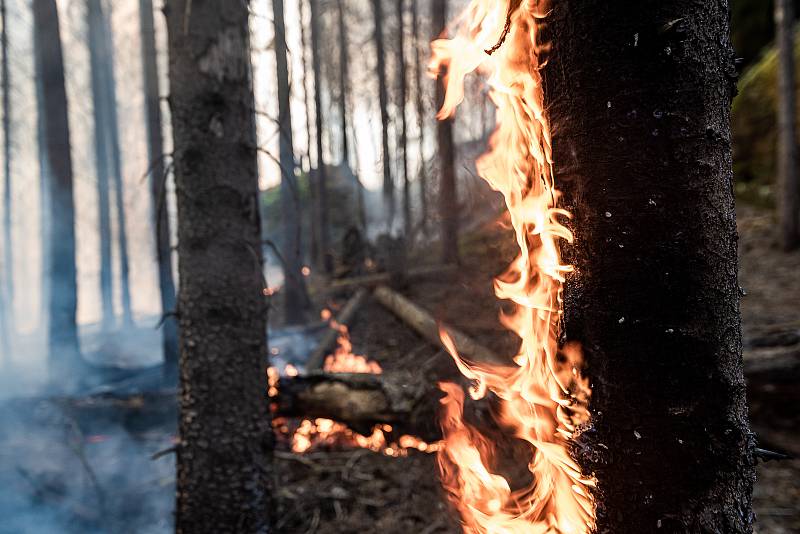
[336, 0, 349, 166]
[396, 0, 410, 238]
[776, 0, 800, 251]
[432, 0, 458, 264]
[139, 0, 178, 381]
[34, 12, 50, 336]
[412, 0, 427, 234]
[371, 0, 394, 230]
[87, 0, 114, 330]
[273, 0, 309, 325]
[299, 0, 319, 267]
[100, 4, 133, 325]
[309, 0, 332, 273]
[1, 0, 12, 339]
[33, 0, 82, 384]
[546, 2, 755, 531]
[165, 1, 272, 530]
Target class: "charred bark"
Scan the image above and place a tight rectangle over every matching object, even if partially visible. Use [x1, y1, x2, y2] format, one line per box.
[432, 0, 458, 265]
[309, 0, 332, 274]
[138, 0, 178, 382]
[33, 0, 82, 384]
[371, 0, 395, 229]
[273, 0, 310, 325]
[165, 1, 272, 531]
[545, 2, 756, 531]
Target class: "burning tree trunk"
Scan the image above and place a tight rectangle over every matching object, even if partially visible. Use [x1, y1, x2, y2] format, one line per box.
[546, 2, 756, 531]
[432, 0, 459, 265]
[33, 0, 82, 384]
[309, 0, 332, 274]
[775, 0, 800, 251]
[165, 1, 272, 530]
[371, 0, 395, 229]
[396, 0, 411, 238]
[411, 0, 428, 234]
[273, 0, 309, 325]
[1, 0, 13, 343]
[138, 0, 178, 381]
[86, 0, 114, 330]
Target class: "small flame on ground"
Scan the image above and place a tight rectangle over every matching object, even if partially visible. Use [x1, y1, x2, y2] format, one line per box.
[321, 308, 383, 374]
[431, 1, 595, 532]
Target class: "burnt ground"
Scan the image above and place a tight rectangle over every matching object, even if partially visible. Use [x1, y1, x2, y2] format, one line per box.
[274, 202, 800, 533]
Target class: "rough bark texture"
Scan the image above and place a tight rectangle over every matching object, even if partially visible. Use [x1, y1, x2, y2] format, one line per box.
[396, 0, 411, 238]
[544, 1, 756, 531]
[371, 0, 395, 229]
[432, 0, 458, 264]
[165, 1, 271, 531]
[138, 0, 178, 381]
[33, 0, 82, 384]
[309, 0, 332, 273]
[87, 0, 114, 330]
[776, 0, 800, 251]
[273, 0, 309, 326]
[412, 0, 428, 233]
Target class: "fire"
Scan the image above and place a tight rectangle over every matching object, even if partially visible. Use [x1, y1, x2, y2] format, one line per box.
[321, 308, 383, 374]
[430, 1, 595, 532]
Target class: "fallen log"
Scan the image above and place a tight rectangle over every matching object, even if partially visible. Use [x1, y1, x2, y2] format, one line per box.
[325, 264, 457, 294]
[373, 285, 507, 367]
[306, 287, 370, 371]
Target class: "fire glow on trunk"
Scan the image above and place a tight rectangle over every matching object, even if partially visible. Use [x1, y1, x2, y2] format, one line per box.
[431, 1, 595, 532]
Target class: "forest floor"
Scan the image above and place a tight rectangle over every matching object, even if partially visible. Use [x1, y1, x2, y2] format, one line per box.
[274, 201, 800, 534]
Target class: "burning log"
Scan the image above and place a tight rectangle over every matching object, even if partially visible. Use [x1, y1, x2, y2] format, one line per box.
[274, 371, 445, 441]
[306, 287, 369, 370]
[372, 285, 506, 366]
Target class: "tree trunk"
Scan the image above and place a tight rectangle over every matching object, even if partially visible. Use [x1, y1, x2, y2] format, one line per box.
[371, 0, 394, 230]
[396, 0, 411, 239]
[336, 0, 349, 166]
[432, 0, 458, 264]
[34, 8, 50, 336]
[412, 0, 427, 234]
[273, 0, 309, 325]
[309, 0, 332, 274]
[138, 0, 178, 382]
[86, 0, 114, 330]
[298, 0, 319, 266]
[545, 2, 756, 531]
[0, 0, 12, 361]
[33, 0, 82, 384]
[101, 8, 133, 326]
[776, 0, 800, 251]
[165, 1, 272, 531]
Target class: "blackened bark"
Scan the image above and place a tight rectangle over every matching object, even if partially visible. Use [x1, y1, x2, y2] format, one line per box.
[33, 0, 82, 383]
[86, 0, 114, 330]
[165, 1, 272, 531]
[101, 8, 133, 326]
[545, 1, 755, 531]
[138, 0, 178, 381]
[396, 0, 410, 238]
[776, 0, 800, 251]
[309, 0, 332, 273]
[432, 0, 458, 264]
[336, 0, 349, 166]
[273, 0, 309, 325]
[412, 0, 427, 233]
[371, 0, 394, 229]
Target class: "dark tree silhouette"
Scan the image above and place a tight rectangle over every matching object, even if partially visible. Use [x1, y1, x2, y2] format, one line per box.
[165, 0, 272, 530]
[371, 0, 394, 229]
[138, 0, 178, 381]
[396, 0, 410, 238]
[0, 0, 12, 357]
[546, 1, 756, 531]
[298, 0, 319, 267]
[336, 0, 350, 166]
[412, 0, 428, 233]
[33, 0, 82, 384]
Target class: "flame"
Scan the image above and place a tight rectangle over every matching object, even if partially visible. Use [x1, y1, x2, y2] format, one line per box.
[431, 1, 595, 532]
[322, 308, 383, 374]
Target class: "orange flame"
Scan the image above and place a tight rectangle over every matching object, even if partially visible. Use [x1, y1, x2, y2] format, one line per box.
[322, 309, 383, 374]
[431, 1, 595, 532]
